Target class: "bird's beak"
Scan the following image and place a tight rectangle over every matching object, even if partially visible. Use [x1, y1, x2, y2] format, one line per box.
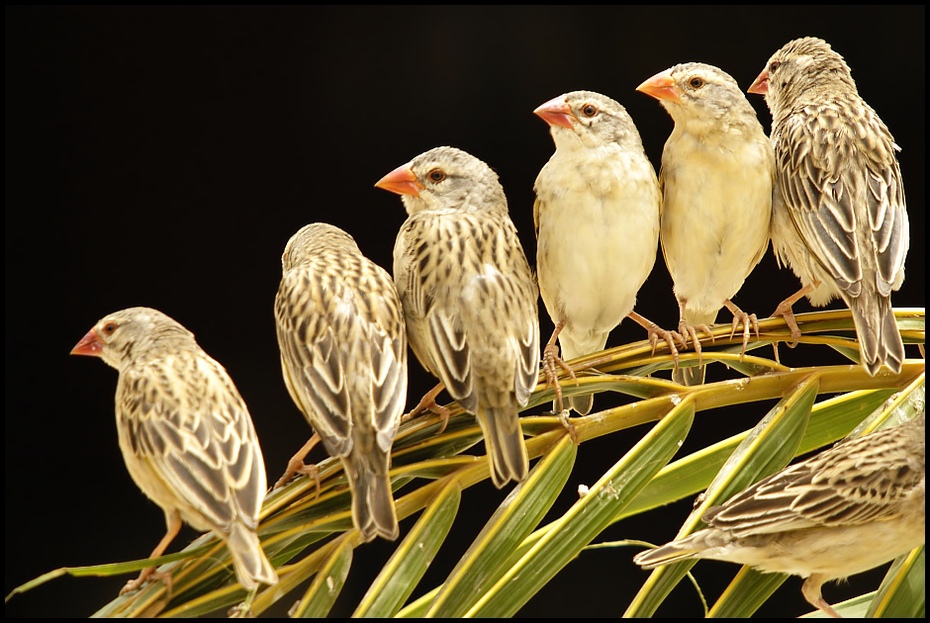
[636, 69, 679, 102]
[375, 163, 423, 197]
[747, 70, 769, 95]
[533, 95, 575, 129]
[71, 329, 103, 357]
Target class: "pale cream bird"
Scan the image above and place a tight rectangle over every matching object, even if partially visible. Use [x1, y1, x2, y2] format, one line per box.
[634, 413, 925, 617]
[637, 63, 774, 385]
[375, 146, 539, 489]
[274, 223, 407, 542]
[70, 307, 278, 594]
[748, 37, 909, 375]
[533, 90, 677, 413]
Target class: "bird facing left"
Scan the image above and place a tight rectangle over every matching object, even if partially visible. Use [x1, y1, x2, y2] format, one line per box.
[70, 306, 278, 594]
[376, 146, 540, 489]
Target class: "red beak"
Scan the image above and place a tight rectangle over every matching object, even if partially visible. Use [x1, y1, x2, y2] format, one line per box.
[374, 163, 423, 197]
[636, 69, 680, 103]
[747, 70, 769, 95]
[533, 95, 575, 129]
[71, 329, 103, 357]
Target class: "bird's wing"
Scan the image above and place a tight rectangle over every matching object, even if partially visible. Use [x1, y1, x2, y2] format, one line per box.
[777, 100, 907, 297]
[117, 356, 264, 529]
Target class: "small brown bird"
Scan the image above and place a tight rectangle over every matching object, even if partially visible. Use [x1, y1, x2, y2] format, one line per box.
[634, 413, 925, 617]
[71, 307, 278, 594]
[274, 222, 407, 542]
[748, 36, 909, 375]
[533, 90, 676, 412]
[637, 63, 774, 385]
[376, 146, 539, 489]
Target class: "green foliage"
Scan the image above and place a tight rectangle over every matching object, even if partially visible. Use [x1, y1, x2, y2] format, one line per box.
[6, 309, 925, 617]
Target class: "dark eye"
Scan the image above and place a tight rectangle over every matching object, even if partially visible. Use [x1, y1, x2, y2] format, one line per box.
[102, 322, 118, 335]
[427, 169, 446, 183]
[768, 61, 781, 73]
[689, 77, 704, 89]
[581, 104, 598, 117]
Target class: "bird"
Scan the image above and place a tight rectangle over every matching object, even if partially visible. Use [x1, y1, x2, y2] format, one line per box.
[70, 307, 278, 594]
[273, 222, 407, 542]
[634, 413, 925, 618]
[636, 62, 774, 386]
[532, 89, 676, 413]
[375, 145, 539, 489]
[747, 36, 910, 375]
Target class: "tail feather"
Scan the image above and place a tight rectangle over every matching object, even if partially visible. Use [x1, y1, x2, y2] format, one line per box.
[568, 393, 594, 416]
[227, 523, 278, 590]
[633, 538, 702, 569]
[849, 295, 904, 376]
[477, 404, 528, 488]
[558, 330, 610, 415]
[677, 308, 719, 387]
[345, 455, 400, 542]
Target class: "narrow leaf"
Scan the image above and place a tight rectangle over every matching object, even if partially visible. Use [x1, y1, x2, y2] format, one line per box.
[353, 481, 461, 618]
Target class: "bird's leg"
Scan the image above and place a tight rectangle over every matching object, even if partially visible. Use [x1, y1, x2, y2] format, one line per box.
[772, 282, 817, 348]
[723, 299, 759, 361]
[801, 575, 841, 618]
[628, 310, 687, 370]
[120, 513, 181, 596]
[541, 321, 577, 416]
[274, 433, 322, 497]
[402, 381, 452, 434]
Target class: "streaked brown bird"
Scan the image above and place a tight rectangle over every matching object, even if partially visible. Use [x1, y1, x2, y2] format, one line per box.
[637, 62, 774, 385]
[71, 306, 278, 594]
[748, 36, 909, 375]
[634, 413, 925, 617]
[533, 90, 675, 413]
[376, 146, 539, 489]
[274, 222, 407, 542]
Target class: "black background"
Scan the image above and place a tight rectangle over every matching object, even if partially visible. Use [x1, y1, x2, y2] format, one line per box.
[5, 6, 924, 618]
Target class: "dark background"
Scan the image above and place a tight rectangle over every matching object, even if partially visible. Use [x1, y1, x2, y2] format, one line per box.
[5, 6, 924, 618]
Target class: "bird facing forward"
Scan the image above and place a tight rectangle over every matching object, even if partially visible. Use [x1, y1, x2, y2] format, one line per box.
[637, 62, 774, 385]
[376, 146, 539, 489]
[634, 413, 925, 617]
[70, 307, 278, 594]
[533, 90, 673, 413]
[748, 36, 910, 375]
[274, 223, 408, 542]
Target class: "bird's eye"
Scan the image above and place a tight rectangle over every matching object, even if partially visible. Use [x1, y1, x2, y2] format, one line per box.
[427, 169, 446, 183]
[768, 61, 781, 73]
[102, 322, 118, 335]
[689, 77, 704, 89]
[581, 104, 598, 117]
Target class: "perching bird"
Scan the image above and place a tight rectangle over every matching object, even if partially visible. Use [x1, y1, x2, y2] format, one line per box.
[274, 223, 407, 542]
[634, 413, 925, 618]
[637, 63, 774, 386]
[533, 90, 675, 413]
[748, 36, 909, 375]
[70, 307, 278, 594]
[375, 146, 539, 489]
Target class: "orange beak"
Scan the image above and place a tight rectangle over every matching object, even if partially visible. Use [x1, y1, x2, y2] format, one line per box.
[533, 95, 575, 129]
[374, 163, 423, 197]
[71, 329, 103, 357]
[747, 70, 769, 95]
[636, 69, 679, 103]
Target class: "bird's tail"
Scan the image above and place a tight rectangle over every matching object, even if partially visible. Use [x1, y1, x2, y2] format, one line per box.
[477, 403, 529, 488]
[227, 523, 278, 590]
[849, 294, 904, 376]
[558, 330, 610, 415]
[345, 453, 400, 542]
[632, 535, 702, 569]
[673, 308, 719, 386]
